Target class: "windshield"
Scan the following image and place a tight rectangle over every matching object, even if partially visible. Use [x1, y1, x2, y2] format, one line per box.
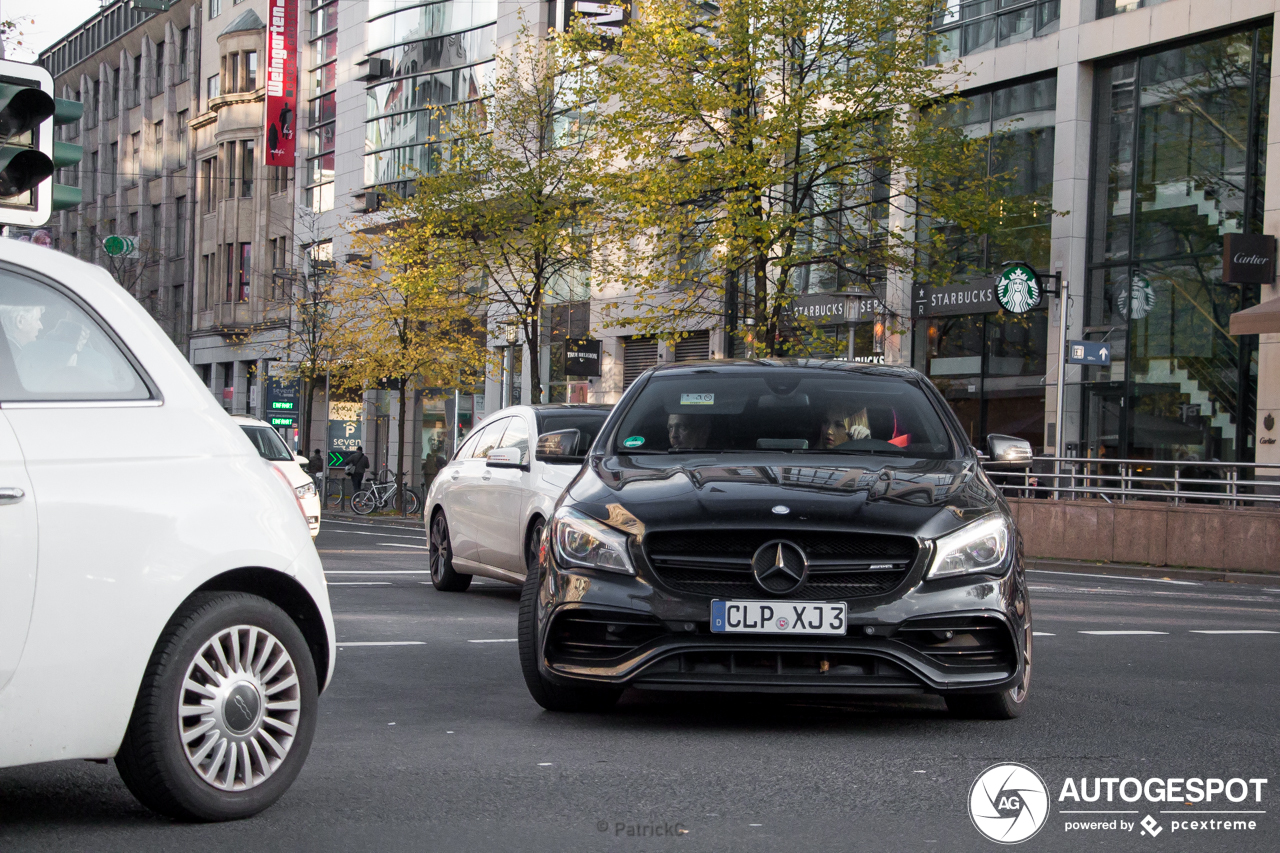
[240, 425, 295, 462]
[612, 370, 955, 459]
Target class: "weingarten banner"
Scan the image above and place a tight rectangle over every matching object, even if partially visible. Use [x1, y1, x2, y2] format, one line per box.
[265, 0, 298, 167]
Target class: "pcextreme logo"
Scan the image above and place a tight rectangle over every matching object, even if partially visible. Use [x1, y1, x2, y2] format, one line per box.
[969, 765, 1269, 843]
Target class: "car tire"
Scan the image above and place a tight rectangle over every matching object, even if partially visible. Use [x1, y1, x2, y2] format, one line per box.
[517, 556, 621, 713]
[524, 516, 545, 578]
[945, 665, 1030, 720]
[429, 511, 471, 592]
[115, 592, 319, 821]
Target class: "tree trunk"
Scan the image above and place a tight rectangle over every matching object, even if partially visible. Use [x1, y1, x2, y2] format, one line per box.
[527, 314, 542, 404]
[395, 380, 407, 514]
[299, 376, 316, 457]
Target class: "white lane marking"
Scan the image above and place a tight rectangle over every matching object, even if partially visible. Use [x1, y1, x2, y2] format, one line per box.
[328, 582, 392, 586]
[1029, 569, 1201, 586]
[321, 525, 426, 541]
[325, 570, 432, 574]
[468, 638, 518, 643]
[1266, 589, 1280, 594]
[337, 641, 426, 646]
[1060, 810, 1139, 814]
[1032, 631, 1055, 636]
[1027, 584, 1278, 604]
[1190, 630, 1279, 634]
[538, 762, 553, 766]
[1079, 630, 1168, 635]
[419, 581, 490, 586]
[380, 543, 429, 549]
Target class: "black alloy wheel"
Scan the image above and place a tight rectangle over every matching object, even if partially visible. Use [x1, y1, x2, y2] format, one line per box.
[428, 511, 471, 592]
[525, 517, 546, 578]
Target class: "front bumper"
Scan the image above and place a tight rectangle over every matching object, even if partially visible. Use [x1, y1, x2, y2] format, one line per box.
[532, 550, 1031, 697]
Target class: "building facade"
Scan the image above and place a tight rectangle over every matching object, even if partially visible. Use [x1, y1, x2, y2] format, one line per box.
[40, 0, 201, 348]
[36, 0, 1280, 480]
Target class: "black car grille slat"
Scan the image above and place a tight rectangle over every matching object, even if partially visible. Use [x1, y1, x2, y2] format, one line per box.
[546, 608, 668, 664]
[644, 530, 917, 599]
[895, 616, 1016, 669]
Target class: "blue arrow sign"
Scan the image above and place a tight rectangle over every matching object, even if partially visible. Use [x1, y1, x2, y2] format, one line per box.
[1067, 340, 1111, 366]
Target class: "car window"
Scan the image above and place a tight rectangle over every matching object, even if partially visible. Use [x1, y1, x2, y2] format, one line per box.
[612, 370, 955, 459]
[468, 419, 507, 459]
[240, 425, 294, 462]
[538, 411, 609, 455]
[496, 417, 530, 464]
[453, 427, 481, 461]
[0, 267, 150, 402]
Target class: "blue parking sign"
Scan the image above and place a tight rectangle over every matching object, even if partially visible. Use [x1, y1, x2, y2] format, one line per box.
[1067, 340, 1112, 366]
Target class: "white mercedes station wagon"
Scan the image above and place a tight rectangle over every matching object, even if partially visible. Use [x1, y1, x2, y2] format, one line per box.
[425, 404, 611, 591]
[0, 241, 335, 821]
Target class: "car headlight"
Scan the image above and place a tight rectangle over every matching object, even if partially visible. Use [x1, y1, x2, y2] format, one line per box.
[295, 481, 317, 499]
[550, 506, 635, 575]
[927, 515, 1010, 579]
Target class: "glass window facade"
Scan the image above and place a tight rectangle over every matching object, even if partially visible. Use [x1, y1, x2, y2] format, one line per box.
[1085, 25, 1271, 463]
[307, 0, 338, 213]
[363, 0, 497, 186]
[913, 75, 1056, 450]
[931, 0, 1059, 64]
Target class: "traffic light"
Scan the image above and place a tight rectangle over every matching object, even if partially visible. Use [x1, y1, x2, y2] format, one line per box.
[0, 59, 83, 227]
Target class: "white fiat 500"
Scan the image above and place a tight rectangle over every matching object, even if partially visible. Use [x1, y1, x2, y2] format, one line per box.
[0, 241, 335, 821]
[425, 404, 611, 591]
[233, 414, 322, 538]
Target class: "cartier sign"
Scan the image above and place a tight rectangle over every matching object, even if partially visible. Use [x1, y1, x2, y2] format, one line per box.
[1223, 233, 1276, 284]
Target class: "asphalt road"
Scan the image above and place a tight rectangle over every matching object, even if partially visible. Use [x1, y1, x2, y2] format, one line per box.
[2, 517, 1278, 852]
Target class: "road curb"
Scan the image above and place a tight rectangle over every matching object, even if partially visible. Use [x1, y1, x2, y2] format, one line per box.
[1028, 558, 1280, 586]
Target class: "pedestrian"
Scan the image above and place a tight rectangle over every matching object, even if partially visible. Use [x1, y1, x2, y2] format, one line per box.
[307, 448, 324, 489]
[346, 445, 370, 495]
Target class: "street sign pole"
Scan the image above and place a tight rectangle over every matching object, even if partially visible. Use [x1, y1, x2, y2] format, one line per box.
[1053, 277, 1068, 457]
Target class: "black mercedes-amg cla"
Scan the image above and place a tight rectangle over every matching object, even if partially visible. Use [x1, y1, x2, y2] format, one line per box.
[517, 359, 1032, 719]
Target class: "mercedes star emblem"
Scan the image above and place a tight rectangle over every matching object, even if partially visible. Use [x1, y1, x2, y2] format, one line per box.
[751, 540, 808, 595]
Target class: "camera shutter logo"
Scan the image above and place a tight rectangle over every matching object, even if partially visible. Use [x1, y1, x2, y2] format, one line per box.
[968, 763, 1050, 844]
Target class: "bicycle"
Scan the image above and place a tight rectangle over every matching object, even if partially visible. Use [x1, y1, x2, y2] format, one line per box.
[351, 476, 421, 516]
[324, 474, 346, 510]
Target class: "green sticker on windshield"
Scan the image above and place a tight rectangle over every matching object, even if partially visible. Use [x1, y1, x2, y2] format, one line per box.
[623, 436, 645, 448]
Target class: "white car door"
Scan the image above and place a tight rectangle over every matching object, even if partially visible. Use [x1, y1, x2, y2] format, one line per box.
[445, 418, 506, 565]
[0, 412, 37, 693]
[474, 415, 532, 572]
[0, 262, 190, 756]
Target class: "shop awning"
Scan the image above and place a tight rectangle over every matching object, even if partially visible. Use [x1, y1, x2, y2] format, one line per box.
[1229, 298, 1280, 335]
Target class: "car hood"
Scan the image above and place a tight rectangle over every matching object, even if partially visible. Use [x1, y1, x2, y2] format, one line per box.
[567, 453, 1002, 540]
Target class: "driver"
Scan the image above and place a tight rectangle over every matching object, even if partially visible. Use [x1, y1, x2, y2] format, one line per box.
[667, 413, 712, 449]
[820, 406, 871, 448]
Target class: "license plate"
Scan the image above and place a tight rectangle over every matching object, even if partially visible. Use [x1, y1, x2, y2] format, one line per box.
[710, 600, 847, 636]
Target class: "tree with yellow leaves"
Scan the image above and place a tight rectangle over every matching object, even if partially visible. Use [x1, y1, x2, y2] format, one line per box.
[562, 0, 1011, 356]
[324, 232, 487, 510]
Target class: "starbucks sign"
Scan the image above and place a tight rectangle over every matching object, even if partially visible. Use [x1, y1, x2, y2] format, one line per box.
[996, 264, 1042, 314]
[1115, 273, 1156, 320]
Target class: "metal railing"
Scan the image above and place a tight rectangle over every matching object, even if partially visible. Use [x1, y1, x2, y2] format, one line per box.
[982, 455, 1280, 508]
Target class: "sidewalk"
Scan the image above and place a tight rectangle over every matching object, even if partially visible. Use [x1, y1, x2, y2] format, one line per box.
[1027, 558, 1280, 586]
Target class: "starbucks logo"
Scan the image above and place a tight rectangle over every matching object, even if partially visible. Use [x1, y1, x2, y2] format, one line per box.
[1116, 274, 1156, 320]
[996, 265, 1042, 314]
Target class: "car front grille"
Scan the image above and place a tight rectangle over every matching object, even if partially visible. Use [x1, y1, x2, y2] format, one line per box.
[546, 608, 668, 665]
[632, 649, 924, 691]
[643, 530, 917, 600]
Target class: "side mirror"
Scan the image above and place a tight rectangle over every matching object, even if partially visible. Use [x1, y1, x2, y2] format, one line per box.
[986, 434, 1033, 464]
[485, 446, 527, 469]
[536, 428, 585, 464]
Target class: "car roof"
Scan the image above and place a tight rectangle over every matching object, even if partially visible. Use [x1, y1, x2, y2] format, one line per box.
[646, 358, 924, 381]
[529, 403, 613, 412]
